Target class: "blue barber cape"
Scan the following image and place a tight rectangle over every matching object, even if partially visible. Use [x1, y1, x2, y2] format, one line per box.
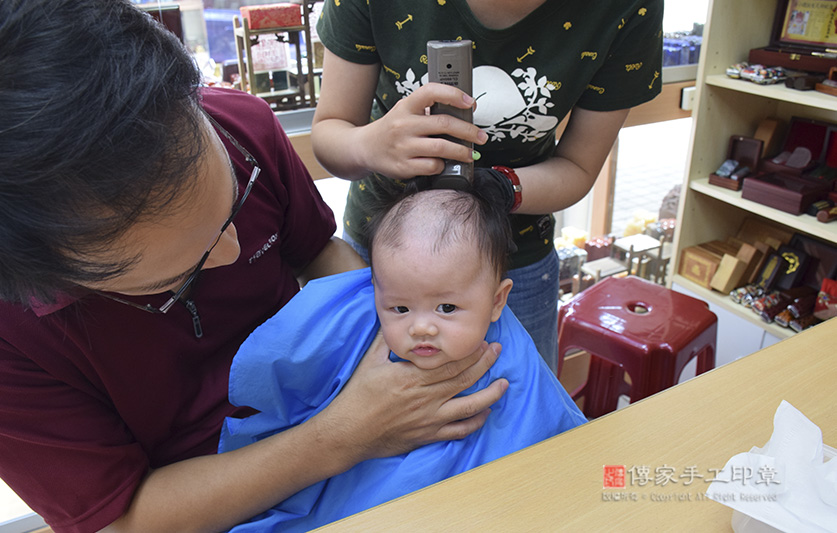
[219, 268, 585, 532]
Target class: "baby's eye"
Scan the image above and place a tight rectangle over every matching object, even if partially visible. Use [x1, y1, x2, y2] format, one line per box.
[394, 306, 409, 314]
[437, 304, 457, 314]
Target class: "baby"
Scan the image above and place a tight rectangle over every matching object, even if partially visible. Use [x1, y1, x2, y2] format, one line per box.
[219, 188, 585, 532]
[369, 188, 514, 370]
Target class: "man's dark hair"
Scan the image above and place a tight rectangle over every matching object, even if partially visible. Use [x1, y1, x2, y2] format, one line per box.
[0, 0, 204, 305]
[368, 185, 514, 279]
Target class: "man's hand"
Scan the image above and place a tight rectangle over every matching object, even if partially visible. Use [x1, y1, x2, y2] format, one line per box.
[323, 333, 508, 461]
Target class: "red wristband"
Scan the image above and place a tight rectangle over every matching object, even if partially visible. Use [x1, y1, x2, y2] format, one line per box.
[491, 165, 523, 213]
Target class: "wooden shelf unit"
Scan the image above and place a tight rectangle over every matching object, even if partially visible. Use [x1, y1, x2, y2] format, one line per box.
[671, 0, 837, 340]
[233, 2, 318, 110]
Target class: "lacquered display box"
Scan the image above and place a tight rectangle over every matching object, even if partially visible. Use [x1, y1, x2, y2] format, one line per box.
[748, 0, 837, 74]
[741, 172, 831, 215]
[709, 135, 764, 191]
[759, 117, 831, 177]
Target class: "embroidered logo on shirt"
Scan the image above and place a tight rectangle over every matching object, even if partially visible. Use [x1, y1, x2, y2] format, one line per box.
[249, 232, 279, 264]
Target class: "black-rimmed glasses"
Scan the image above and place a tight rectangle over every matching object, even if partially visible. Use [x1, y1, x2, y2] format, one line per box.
[100, 111, 261, 314]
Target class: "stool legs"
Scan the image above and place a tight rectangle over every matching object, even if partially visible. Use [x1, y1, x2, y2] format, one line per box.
[562, 341, 716, 420]
[696, 346, 715, 374]
[574, 357, 629, 419]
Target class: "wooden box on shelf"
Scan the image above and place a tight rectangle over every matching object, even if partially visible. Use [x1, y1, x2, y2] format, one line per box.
[735, 217, 795, 247]
[741, 173, 831, 215]
[759, 116, 832, 176]
[738, 242, 768, 285]
[678, 246, 722, 289]
[708, 136, 764, 191]
[815, 67, 837, 97]
[748, 0, 837, 74]
[710, 254, 748, 294]
[788, 233, 837, 290]
[754, 117, 786, 160]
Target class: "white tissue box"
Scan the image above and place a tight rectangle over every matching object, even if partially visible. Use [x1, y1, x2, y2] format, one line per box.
[716, 400, 837, 533]
[732, 444, 835, 533]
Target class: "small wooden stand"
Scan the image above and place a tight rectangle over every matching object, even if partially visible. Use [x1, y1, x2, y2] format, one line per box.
[233, 2, 320, 110]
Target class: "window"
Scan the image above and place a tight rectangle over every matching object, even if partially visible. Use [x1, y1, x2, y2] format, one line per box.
[608, 1, 709, 246]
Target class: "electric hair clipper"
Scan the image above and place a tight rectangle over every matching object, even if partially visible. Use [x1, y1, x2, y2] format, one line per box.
[427, 39, 473, 189]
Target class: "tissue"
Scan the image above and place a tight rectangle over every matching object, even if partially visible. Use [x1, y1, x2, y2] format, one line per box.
[706, 400, 836, 532]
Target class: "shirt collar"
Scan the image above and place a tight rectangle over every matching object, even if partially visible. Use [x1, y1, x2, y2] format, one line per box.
[29, 291, 81, 317]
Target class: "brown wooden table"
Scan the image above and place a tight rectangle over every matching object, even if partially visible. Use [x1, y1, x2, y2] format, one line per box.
[316, 319, 837, 531]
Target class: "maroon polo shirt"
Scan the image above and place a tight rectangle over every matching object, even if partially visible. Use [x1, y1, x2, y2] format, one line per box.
[0, 87, 336, 532]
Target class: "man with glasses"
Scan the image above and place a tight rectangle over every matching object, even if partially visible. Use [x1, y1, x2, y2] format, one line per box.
[0, 2, 507, 532]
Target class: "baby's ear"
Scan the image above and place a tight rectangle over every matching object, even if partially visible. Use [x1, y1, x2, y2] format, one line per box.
[490, 278, 513, 322]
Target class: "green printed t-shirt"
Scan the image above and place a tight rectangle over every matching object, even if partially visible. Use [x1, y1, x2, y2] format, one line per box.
[318, 0, 663, 269]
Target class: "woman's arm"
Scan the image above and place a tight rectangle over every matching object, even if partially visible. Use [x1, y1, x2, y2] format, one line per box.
[312, 47, 628, 217]
[311, 49, 486, 181]
[512, 107, 630, 215]
[312, 49, 628, 214]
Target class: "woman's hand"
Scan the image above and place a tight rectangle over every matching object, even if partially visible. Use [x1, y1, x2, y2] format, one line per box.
[322, 332, 508, 461]
[312, 50, 486, 181]
[354, 83, 487, 180]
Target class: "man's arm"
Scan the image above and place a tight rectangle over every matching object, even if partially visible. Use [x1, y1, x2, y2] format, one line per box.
[295, 236, 367, 287]
[101, 408, 367, 533]
[102, 335, 506, 533]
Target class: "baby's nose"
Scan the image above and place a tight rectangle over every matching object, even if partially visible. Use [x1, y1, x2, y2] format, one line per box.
[409, 317, 438, 337]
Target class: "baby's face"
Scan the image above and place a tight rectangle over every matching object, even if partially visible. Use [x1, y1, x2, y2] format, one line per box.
[372, 240, 512, 370]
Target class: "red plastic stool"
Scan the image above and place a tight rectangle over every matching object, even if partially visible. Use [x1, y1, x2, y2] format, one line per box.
[557, 276, 717, 419]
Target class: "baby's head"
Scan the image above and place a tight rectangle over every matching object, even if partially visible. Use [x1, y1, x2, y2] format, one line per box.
[368, 188, 514, 370]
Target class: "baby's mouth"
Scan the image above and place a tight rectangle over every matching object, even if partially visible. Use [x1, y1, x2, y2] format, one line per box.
[411, 344, 440, 357]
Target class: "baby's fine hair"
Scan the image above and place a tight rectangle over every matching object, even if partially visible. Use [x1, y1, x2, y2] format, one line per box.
[368, 186, 514, 278]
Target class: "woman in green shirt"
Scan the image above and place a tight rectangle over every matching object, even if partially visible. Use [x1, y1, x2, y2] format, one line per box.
[311, 0, 663, 373]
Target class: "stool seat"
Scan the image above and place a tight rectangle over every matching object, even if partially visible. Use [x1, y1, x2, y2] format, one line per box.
[557, 276, 717, 419]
